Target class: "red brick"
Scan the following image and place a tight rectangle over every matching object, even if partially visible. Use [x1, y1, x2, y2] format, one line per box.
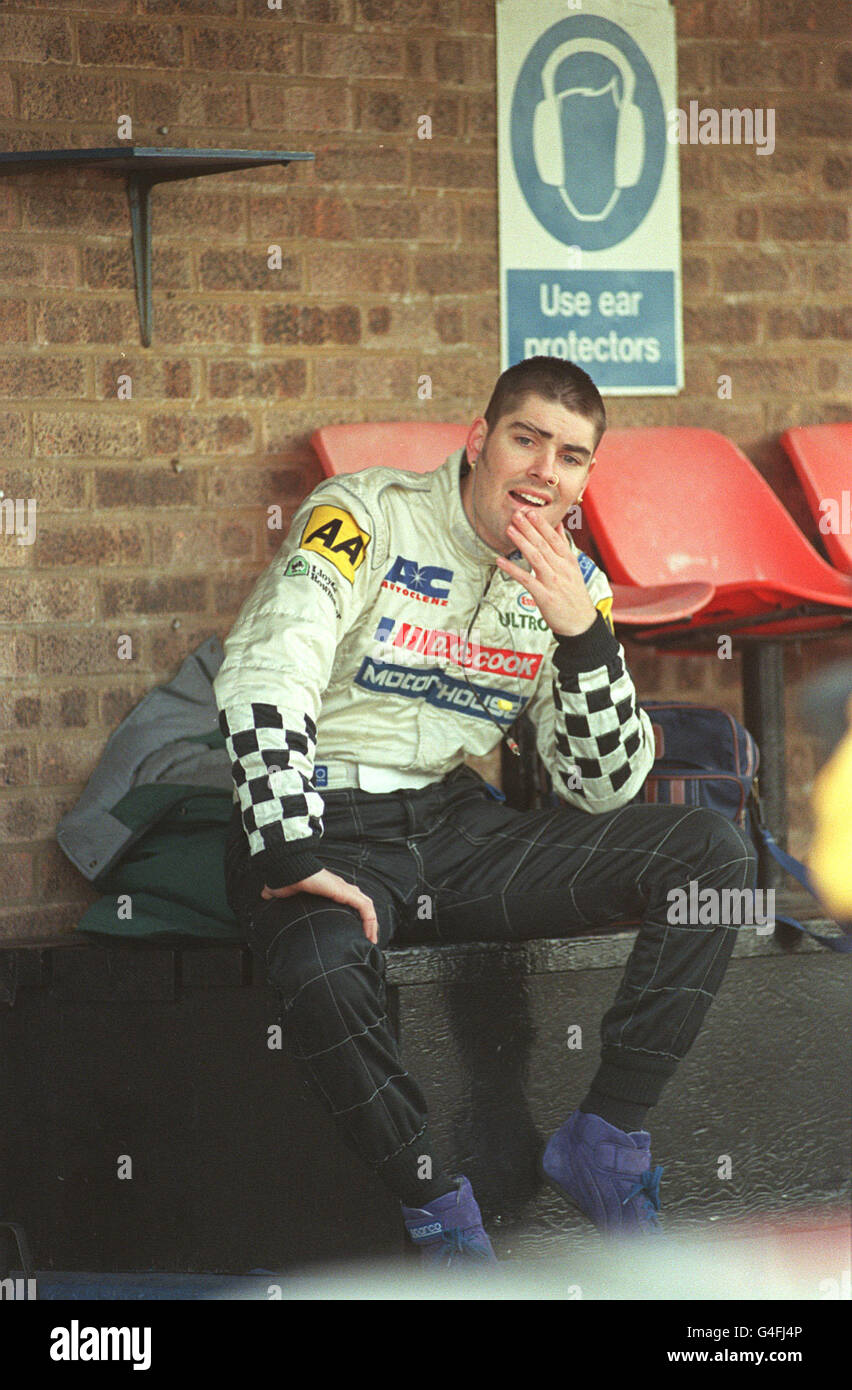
[153, 302, 252, 346]
[780, 97, 852, 139]
[19, 72, 132, 121]
[0, 246, 39, 286]
[350, 198, 418, 239]
[249, 192, 352, 240]
[190, 26, 298, 74]
[683, 305, 759, 345]
[766, 306, 852, 339]
[465, 298, 498, 344]
[0, 410, 27, 453]
[764, 205, 848, 241]
[464, 93, 495, 138]
[0, 795, 63, 842]
[0, 632, 35, 679]
[0, 356, 86, 398]
[712, 146, 814, 195]
[414, 251, 496, 294]
[435, 306, 464, 343]
[12, 0, 131, 9]
[761, 0, 852, 35]
[0, 74, 16, 118]
[36, 522, 147, 569]
[303, 32, 404, 77]
[836, 49, 852, 89]
[458, 0, 495, 33]
[816, 357, 852, 391]
[356, 0, 456, 23]
[199, 248, 301, 292]
[261, 303, 361, 346]
[4, 847, 35, 901]
[78, 20, 184, 68]
[714, 251, 808, 294]
[0, 466, 86, 511]
[413, 150, 493, 189]
[137, 79, 248, 130]
[42, 247, 77, 288]
[255, 0, 350, 15]
[101, 576, 207, 620]
[140, 0, 238, 12]
[83, 245, 192, 291]
[0, 184, 19, 233]
[416, 197, 460, 241]
[314, 144, 407, 186]
[36, 629, 148, 678]
[207, 462, 308, 508]
[96, 357, 196, 401]
[251, 82, 352, 133]
[0, 300, 28, 343]
[32, 411, 141, 458]
[823, 155, 851, 189]
[716, 356, 812, 395]
[36, 300, 137, 346]
[0, 575, 95, 623]
[0, 14, 72, 63]
[716, 41, 808, 87]
[705, 0, 761, 36]
[812, 250, 852, 292]
[153, 187, 246, 237]
[306, 247, 407, 293]
[22, 187, 126, 234]
[94, 466, 199, 508]
[676, 45, 713, 94]
[148, 412, 254, 456]
[207, 359, 307, 399]
[313, 355, 417, 399]
[150, 516, 257, 567]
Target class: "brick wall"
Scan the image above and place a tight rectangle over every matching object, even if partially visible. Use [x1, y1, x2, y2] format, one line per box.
[0, 0, 849, 937]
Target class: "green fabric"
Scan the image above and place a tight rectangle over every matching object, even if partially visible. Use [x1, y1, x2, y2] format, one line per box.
[75, 788, 243, 942]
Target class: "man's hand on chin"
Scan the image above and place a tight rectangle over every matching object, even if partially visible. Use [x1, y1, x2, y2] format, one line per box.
[496, 509, 600, 638]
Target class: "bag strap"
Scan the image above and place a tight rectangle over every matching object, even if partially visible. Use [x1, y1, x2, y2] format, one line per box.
[749, 791, 852, 954]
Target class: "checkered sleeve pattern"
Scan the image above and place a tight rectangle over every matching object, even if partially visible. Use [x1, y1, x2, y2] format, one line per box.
[217, 701, 325, 888]
[530, 611, 655, 812]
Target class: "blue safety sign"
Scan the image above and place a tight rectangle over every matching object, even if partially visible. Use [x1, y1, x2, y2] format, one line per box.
[497, 0, 683, 394]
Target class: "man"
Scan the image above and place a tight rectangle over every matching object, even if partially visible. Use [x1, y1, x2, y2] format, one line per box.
[215, 357, 756, 1267]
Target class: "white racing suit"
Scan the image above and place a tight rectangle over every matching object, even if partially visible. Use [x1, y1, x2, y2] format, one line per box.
[213, 449, 656, 889]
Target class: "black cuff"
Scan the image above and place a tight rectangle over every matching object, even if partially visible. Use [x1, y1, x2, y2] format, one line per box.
[552, 610, 620, 677]
[252, 845, 323, 890]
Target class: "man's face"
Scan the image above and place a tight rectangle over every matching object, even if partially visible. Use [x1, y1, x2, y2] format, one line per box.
[460, 393, 598, 556]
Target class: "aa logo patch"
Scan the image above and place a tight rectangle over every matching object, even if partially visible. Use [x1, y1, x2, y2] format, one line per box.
[300, 505, 370, 583]
[596, 595, 614, 634]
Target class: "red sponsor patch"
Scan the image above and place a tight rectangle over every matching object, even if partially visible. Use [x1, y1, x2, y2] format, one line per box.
[393, 623, 542, 679]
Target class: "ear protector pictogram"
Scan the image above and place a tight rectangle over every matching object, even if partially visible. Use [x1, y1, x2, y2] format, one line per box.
[533, 37, 645, 194]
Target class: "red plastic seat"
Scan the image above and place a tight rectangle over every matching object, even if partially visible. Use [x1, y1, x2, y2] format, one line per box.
[311, 422, 469, 476]
[583, 428, 852, 640]
[311, 422, 716, 628]
[780, 423, 852, 575]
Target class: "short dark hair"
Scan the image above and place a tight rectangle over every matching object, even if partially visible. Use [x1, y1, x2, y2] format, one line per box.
[483, 356, 606, 449]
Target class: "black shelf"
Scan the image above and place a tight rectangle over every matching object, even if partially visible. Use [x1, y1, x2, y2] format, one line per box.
[0, 147, 315, 345]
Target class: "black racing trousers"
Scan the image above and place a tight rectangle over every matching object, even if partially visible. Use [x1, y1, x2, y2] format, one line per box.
[224, 765, 757, 1199]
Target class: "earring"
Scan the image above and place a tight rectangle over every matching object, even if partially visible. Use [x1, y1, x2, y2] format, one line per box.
[547, 475, 558, 487]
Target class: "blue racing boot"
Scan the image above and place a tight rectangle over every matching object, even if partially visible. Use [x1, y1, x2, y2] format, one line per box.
[401, 1176, 499, 1269]
[542, 1110, 664, 1236]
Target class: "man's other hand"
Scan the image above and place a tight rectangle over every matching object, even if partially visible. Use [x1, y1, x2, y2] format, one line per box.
[261, 869, 379, 944]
